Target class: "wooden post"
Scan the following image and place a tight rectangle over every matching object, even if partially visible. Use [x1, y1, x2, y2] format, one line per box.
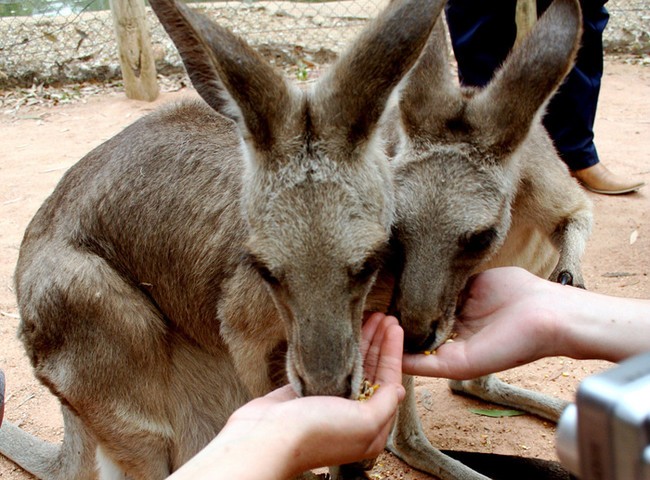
[515, 0, 537, 45]
[110, 0, 159, 101]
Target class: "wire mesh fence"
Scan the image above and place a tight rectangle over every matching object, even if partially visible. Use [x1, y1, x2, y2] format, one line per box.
[0, 0, 648, 89]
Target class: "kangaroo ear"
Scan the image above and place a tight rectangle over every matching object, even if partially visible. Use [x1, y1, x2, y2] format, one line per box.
[468, 0, 582, 154]
[149, 0, 294, 153]
[310, 0, 446, 150]
[398, 18, 462, 140]
[148, 0, 235, 120]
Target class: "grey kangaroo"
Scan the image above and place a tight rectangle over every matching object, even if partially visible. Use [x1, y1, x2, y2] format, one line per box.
[374, 0, 593, 478]
[0, 0, 446, 478]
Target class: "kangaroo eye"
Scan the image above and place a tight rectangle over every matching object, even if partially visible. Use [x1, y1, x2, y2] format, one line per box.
[460, 227, 498, 255]
[350, 244, 389, 285]
[255, 264, 280, 286]
[244, 253, 281, 286]
[353, 259, 380, 284]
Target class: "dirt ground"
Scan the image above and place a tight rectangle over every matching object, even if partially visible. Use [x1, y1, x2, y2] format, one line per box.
[0, 59, 648, 479]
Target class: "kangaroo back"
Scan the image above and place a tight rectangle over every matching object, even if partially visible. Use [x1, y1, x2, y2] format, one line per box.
[0, 0, 445, 478]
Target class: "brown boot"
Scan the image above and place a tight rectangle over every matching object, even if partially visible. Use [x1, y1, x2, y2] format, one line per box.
[573, 163, 645, 195]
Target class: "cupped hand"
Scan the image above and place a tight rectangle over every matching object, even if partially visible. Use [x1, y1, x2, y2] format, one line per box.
[402, 267, 560, 380]
[214, 313, 405, 477]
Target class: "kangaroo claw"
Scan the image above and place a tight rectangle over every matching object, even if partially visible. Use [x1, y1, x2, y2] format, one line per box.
[558, 271, 573, 286]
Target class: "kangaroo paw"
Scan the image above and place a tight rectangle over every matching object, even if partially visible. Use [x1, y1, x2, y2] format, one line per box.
[558, 270, 573, 286]
[449, 375, 567, 422]
[552, 270, 586, 289]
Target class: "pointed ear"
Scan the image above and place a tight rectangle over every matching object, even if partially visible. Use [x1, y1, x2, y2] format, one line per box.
[468, 0, 582, 154]
[149, 0, 295, 153]
[148, 0, 234, 120]
[398, 18, 462, 140]
[310, 0, 446, 149]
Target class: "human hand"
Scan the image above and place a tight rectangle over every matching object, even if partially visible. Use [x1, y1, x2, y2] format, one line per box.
[171, 313, 405, 480]
[402, 267, 561, 380]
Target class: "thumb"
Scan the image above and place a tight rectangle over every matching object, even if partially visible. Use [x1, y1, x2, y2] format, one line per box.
[263, 384, 299, 402]
[402, 342, 476, 380]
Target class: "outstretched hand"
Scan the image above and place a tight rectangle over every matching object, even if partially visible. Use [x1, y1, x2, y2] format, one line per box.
[402, 267, 560, 380]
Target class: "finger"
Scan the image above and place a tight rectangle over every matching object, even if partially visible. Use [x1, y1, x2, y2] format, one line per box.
[373, 323, 404, 387]
[364, 315, 399, 381]
[361, 312, 386, 359]
[363, 315, 391, 380]
[402, 342, 479, 380]
[362, 382, 404, 448]
[366, 382, 402, 420]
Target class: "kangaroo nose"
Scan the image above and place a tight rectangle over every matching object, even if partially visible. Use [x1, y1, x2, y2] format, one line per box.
[403, 327, 437, 354]
[299, 373, 354, 398]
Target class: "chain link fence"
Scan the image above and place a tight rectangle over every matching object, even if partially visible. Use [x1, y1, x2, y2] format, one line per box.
[0, 0, 648, 89]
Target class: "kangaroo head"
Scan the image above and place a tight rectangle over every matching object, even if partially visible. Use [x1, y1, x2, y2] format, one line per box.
[150, 0, 444, 396]
[390, 0, 582, 352]
[240, 119, 394, 398]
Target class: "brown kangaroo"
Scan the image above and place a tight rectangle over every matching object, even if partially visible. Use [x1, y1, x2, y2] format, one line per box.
[0, 0, 445, 478]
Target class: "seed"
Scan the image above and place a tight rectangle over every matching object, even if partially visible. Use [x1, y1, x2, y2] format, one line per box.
[358, 379, 380, 401]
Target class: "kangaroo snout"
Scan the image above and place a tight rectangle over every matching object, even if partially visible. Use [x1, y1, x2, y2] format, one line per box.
[398, 301, 456, 354]
[297, 371, 355, 399]
[403, 324, 438, 354]
[291, 355, 359, 398]
[395, 296, 449, 353]
[287, 327, 361, 398]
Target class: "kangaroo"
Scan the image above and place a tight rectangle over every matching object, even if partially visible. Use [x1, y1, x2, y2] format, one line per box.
[0, 0, 446, 478]
[372, 0, 593, 478]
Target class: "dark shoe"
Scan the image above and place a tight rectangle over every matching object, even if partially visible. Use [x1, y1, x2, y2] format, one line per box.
[573, 163, 645, 195]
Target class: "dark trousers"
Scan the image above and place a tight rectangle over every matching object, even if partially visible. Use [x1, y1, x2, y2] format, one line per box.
[445, 0, 609, 171]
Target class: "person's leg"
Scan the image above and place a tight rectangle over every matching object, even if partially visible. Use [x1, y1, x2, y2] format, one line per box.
[445, 0, 517, 88]
[539, 0, 644, 194]
[539, 0, 604, 171]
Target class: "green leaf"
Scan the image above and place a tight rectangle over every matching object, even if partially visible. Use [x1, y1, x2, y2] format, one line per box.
[296, 67, 308, 81]
[469, 408, 526, 418]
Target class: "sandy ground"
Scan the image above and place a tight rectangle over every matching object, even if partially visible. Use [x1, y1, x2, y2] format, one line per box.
[0, 59, 648, 479]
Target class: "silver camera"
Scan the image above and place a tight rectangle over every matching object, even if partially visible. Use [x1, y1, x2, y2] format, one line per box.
[0, 369, 4, 427]
[556, 351, 650, 480]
